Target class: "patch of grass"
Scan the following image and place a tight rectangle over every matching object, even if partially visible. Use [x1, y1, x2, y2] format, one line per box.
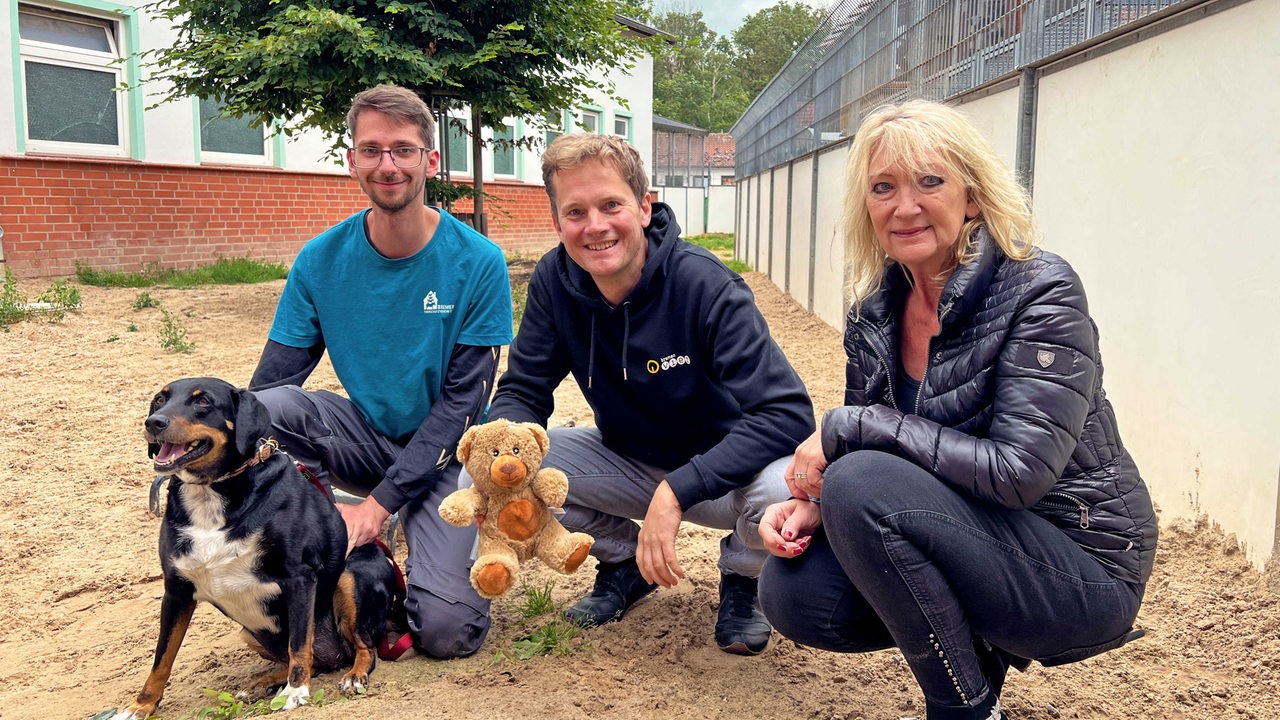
[513, 580, 559, 619]
[0, 269, 85, 328]
[685, 233, 752, 274]
[505, 613, 588, 660]
[159, 308, 196, 354]
[77, 257, 288, 289]
[493, 581, 591, 661]
[685, 233, 734, 253]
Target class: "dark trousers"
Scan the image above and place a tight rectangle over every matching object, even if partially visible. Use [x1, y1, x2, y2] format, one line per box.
[759, 451, 1142, 719]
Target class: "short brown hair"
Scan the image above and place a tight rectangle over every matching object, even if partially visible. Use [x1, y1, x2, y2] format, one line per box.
[541, 133, 649, 211]
[346, 85, 435, 149]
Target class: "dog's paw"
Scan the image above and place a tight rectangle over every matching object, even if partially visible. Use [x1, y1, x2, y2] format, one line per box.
[275, 682, 310, 710]
[109, 706, 153, 720]
[338, 670, 368, 695]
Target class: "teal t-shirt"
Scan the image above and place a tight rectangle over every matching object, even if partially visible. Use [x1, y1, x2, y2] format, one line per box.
[268, 208, 513, 441]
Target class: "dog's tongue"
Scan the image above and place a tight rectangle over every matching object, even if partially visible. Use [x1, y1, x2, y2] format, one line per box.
[155, 442, 186, 465]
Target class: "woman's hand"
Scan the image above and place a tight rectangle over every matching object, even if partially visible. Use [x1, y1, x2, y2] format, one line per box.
[784, 430, 829, 501]
[759, 498, 823, 557]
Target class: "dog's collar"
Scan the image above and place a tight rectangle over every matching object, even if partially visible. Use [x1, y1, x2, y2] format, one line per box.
[210, 437, 280, 483]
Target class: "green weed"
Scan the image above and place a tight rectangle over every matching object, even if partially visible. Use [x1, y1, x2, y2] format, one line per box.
[133, 291, 160, 309]
[0, 270, 85, 328]
[184, 686, 341, 719]
[158, 308, 195, 354]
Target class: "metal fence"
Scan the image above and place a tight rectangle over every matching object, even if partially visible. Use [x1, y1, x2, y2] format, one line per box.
[731, 0, 1188, 177]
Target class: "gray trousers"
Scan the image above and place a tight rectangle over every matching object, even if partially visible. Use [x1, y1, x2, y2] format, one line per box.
[544, 426, 792, 579]
[252, 385, 489, 659]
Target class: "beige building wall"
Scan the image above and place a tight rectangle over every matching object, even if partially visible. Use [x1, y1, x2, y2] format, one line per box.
[1032, 0, 1280, 569]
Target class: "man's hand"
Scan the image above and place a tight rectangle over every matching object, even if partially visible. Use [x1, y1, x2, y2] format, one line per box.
[636, 480, 685, 588]
[337, 496, 391, 555]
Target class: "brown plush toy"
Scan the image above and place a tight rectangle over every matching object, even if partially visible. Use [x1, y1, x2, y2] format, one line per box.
[439, 420, 594, 599]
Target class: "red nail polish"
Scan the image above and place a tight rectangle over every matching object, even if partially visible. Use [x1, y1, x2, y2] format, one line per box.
[783, 529, 794, 540]
[792, 547, 803, 554]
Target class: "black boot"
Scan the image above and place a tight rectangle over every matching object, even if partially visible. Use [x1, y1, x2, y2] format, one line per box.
[565, 557, 656, 627]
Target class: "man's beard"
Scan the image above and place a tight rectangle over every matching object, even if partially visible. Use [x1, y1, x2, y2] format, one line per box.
[366, 175, 425, 213]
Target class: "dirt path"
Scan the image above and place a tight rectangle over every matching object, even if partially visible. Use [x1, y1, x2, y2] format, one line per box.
[0, 272, 1275, 719]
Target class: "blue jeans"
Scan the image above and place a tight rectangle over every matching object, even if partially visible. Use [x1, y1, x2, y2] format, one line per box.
[759, 451, 1143, 719]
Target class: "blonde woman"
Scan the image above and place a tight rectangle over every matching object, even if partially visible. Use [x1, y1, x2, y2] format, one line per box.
[758, 100, 1156, 719]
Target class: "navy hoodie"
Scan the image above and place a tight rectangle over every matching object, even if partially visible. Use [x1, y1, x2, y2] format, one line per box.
[488, 203, 814, 510]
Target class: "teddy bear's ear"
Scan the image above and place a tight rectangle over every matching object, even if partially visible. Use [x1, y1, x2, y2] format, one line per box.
[457, 424, 480, 463]
[523, 422, 551, 455]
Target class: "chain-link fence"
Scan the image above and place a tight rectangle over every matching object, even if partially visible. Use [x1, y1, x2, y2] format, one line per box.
[732, 0, 1188, 177]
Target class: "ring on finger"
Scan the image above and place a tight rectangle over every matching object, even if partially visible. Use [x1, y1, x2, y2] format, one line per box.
[796, 472, 808, 479]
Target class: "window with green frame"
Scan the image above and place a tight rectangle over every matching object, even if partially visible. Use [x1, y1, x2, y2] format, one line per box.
[492, 123, 515, 176]
[18, 4, 126, 154]
[445, 118, 469, 175]
[199, 96, 266, 159]
[544, 111, 565, 149]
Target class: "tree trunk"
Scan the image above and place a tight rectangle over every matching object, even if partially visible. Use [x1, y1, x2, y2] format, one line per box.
[471, 108, 487, 235]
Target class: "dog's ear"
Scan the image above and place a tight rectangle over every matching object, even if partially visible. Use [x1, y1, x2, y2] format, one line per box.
[231, 388, 273, 459]
[457, 424, 479, 464]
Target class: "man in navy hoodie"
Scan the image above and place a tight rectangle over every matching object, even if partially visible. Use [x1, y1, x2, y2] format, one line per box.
[487, 134, 814, 655]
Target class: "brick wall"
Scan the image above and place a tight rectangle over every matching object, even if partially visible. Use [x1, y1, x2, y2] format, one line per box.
[0, 156, 560, 278]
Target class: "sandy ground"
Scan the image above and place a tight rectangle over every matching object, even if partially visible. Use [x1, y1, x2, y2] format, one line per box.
[1, 268, 1277, 720]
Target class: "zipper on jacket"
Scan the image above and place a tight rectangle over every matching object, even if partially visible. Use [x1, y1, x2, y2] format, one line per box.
[1040, 491, 1091, 529]
[855, 323, 898, 410]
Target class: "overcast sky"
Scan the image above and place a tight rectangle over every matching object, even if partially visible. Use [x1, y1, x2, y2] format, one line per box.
[676, 0, 833, 37]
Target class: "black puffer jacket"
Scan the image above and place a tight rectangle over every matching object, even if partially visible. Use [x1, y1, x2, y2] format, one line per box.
[822, 229, 1157, 588]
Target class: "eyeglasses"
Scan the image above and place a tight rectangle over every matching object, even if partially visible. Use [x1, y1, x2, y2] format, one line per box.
[351, 146, 429, 168]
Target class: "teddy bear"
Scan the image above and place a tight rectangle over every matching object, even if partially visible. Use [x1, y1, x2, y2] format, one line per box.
[438, 420, 594, 599]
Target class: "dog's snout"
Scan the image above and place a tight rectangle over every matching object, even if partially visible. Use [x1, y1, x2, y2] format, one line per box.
[145, 414, 169, 435]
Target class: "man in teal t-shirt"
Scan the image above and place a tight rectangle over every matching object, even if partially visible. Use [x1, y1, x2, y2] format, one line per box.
[251, 85, 512, 659]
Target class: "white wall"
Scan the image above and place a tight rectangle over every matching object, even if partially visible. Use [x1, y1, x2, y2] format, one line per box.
[1032, 0, 1280, 568]
[734, 0, 1280, 569]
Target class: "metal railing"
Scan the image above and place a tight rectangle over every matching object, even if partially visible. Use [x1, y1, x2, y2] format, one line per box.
[731, 0, 1187, 177]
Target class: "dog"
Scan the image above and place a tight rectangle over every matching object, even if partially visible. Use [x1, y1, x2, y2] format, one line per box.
[113, 377, 402, 719]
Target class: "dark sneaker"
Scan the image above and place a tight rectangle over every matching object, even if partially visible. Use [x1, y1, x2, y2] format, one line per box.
[565, 557, 657, 627]
[715, 573, 771, 655]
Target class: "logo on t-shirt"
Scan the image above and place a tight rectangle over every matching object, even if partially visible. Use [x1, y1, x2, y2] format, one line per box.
[423, 290, 456, 316]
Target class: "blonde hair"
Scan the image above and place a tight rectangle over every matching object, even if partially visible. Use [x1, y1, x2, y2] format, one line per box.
[843, 99, 1037, 306]
[541, 133, 649, 211]
[347, 85, 435, 149]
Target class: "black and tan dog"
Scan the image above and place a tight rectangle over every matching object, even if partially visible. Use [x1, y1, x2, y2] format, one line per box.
[113, 377, 402, 719]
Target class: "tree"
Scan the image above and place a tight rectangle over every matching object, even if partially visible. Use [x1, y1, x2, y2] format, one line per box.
[651, 10, 748, 131]
[143, 0, 657, 226]
[732, 1, 825, 101]
[651, 1, 824, 132]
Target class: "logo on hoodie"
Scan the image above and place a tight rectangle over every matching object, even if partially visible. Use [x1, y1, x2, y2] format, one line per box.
[647, 353, 691, 374]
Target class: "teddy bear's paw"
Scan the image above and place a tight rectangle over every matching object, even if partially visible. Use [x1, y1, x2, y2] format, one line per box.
[474, 562, 514, 598]
[564, 538, 592, 573]
[497, 499, 540, 541]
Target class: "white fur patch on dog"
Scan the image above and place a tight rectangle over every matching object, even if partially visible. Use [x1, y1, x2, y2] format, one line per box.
[277, 682, 310, 710]
[172, 484, 280, 632]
